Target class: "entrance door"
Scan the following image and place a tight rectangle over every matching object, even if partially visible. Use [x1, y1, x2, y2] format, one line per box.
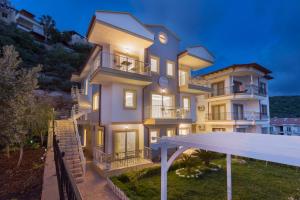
[114, 131, 138, 159]
[212, 104, 226, 120]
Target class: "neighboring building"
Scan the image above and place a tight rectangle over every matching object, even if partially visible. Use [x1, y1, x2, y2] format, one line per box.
[64, 30, 88, 45]
[0, 1, 16, 24]
[70, 11, 272, 174]
[195, 64, 272, 133]
[15, 9, 45, 41]
[270, 118, 300, 136]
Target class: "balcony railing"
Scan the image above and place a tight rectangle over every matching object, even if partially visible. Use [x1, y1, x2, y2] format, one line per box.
[210, 85, 267, 97]
[206, 112, 269, 121]
[179, 74, 209, 87]
[92, 51, 151, 76]
[145, 105, 191, 119]
[93, 147, 152, 170]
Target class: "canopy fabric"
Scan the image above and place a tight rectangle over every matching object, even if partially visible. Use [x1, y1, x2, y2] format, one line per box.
[160, 132, 300, 167]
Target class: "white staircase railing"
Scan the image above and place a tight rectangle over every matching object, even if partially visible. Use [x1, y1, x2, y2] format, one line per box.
[71, 105, 86, 176]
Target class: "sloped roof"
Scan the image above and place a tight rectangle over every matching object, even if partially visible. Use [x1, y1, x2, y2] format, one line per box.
[271, 118, 300, 126]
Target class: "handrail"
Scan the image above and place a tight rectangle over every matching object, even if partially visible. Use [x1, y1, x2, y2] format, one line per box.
[145, 105, 191, 119]
[71, 106, 86, 175]
[210, 84, 267, 97]
[206, 112, 269, 121]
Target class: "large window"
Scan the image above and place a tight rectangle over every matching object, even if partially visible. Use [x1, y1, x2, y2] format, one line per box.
[182, 96, 191, 111]
[166, 61, 175, 77]
[211, 81, 225, 96]
[179, 70, 187, 86]
[151, 94, 174, 118]
[92, 93, 99, 111]
[211, 104, 226, 120]
[259, 82, 267, 95]
[233, 104, 244, 120]
[124, 89, 137, 109]
[150, 56, 159, 73]
[167, 128, 176, 137]
[114, 130, 137, 157]
[149, 129, 159, 144]
[179, 128, 190, 135]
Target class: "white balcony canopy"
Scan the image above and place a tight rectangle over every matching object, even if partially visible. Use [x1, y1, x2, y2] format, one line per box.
[178, 46, 215, 69]
[159, 133, 300, 200]
[87, 11, 154, 51]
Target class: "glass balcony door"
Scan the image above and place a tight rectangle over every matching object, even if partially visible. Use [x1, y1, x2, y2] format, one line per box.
[113, 130, 137, 159]
[151, 94, 174, 118]
[179, 70, 187, 86]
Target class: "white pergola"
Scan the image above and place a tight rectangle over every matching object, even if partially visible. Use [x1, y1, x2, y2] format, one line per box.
[160, 133, 300, 200]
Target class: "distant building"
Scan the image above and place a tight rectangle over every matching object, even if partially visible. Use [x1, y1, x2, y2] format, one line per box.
[15, 9, 45, 41]
[0, 0, 17, 24]
[65, 31, 88, 45]
[270, 118, 300, 136]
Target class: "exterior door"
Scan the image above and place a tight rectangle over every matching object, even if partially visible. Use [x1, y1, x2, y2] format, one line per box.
[151, 94, 174, 118]
[233, 104, 244, 120]
[114, 131, 137, 158]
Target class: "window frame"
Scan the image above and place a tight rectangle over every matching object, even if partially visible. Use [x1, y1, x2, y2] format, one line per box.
[166, 60, 175, 78]
[166, 128, 176, 137]
[182, 96, 191, 111]
[95, 128, 104, 147]
[150, 55, 160, 74]
[123, 89, 137, 110]
[149, 129, 160, 144]
[92, 93, 99, 111]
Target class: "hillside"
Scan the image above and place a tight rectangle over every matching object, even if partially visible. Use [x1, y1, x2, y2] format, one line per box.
[269, 96, 300, 118]
[0, 21, 91, 91]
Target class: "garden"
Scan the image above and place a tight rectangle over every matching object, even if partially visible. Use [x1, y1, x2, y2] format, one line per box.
[111, 150, 300, 200]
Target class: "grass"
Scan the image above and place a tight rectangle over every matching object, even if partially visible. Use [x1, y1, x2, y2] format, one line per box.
[111, 159, 300, 200]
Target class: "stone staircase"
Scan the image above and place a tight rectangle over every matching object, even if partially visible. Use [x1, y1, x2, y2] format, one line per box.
[55, 119, 84, 183]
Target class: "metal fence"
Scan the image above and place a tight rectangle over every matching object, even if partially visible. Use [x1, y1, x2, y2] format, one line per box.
[53, 135, 82, 200]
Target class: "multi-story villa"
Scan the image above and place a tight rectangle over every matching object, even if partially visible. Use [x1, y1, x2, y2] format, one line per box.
[70, 11, 272, 175]
[195, 63, 272, 133]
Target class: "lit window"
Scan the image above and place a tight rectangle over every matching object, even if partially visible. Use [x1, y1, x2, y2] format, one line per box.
[150, 56, 159, 73]
[124, 89, 137, 109]
[167, 129, 176, 137]
[84, 79, 88, 95]
[150, 129, 159, 143]
[179, 70, 187, 86]
[95, 129, 104, 146]
[93, 93, 99, 110]
[82, 129, 87, 147]
[166, 61, 175, 77]
[179, 128, 190, 135]
[183, 96, 191, 111]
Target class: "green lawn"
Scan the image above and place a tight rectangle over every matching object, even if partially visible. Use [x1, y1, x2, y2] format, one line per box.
[111, 159, 300, 200]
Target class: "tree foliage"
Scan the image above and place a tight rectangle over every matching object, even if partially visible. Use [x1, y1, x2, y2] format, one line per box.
[270, 96, 300, 118]
[192, 149, 219, 167]
[39, 15, 56, 41]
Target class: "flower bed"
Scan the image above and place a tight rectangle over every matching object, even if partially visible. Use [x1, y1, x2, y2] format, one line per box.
[175, 163, 222, 178]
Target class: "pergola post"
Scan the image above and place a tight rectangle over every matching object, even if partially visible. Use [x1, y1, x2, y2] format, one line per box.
[227, 154, 232, 200]
[161, 144, 168, 200]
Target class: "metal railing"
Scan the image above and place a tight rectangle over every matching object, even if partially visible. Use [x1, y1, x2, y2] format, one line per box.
[92, 51, 151, 76]
[93, 147, 152, 170]
[210, 85, 267, 97]
[206, 112, 269, 121]
[53, 135, 82, 200]
[145, 105, 192, 119]
[71, 86, 85, 100]
[179, 74, 209, 87]
[71, 106, 86, 175]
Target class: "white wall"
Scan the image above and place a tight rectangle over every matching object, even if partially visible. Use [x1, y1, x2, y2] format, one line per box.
[180, 93, 196, 122]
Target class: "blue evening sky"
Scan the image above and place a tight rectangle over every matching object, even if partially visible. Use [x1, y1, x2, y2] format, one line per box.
[11, 0, 300, 96]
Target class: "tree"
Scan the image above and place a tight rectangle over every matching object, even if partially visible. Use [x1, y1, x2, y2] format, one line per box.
[40, 15, 56, 42]
[0, 45, 40, 167]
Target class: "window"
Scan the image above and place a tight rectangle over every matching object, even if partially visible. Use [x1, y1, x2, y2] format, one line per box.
[179, 128, 190, 135]
[114, 131, 137, 157]
[124, 89, 137, 109]
[261, 104, 268, 118]
[182, 96, 191, 111]
[150, 56, 159, 73]
[95, 129, 104, 147]
[179, 70, 187, 86]
[167, 128, 176, 137]
[149, 129, 159, 143]
[212, 128, 226, 132]
[92, 93, 99, 110]
[261, 127, 268, 134]
[259, 82, 267, 95]
[166, 61, 175, 77]
[84, 79, 88, 95]
[233, 104, 244, 120]
[82, 129, 87, 147]
[151, 94, 174, 118]
[286, 127, 292, 132]
[211, 81, 225, 96]
[211, 104, 226, 120]
[2, 12, 8, 18]
[236, 128, 246, 133]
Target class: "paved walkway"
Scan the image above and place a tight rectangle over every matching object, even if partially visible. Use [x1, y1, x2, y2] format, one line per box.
[41, 149, 60, 200]
[77, 163, 119, 200]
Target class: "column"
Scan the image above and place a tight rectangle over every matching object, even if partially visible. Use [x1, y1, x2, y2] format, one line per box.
[227, 154, 232, 200]
[161, 144, 168, 200]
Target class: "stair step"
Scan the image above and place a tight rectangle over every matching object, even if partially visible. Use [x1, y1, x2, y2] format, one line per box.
[72, 172, 83, 178]
[75, 177, 84, 183]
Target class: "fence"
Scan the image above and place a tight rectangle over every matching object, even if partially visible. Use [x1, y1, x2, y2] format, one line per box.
[53, 135, 82, 200]
[107, 178, 129, 200]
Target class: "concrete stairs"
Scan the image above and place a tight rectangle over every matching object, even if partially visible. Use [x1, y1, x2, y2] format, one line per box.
[55, 119, 84, 183]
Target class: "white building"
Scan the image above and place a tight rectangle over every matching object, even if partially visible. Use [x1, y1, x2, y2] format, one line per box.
[270, 118, 300, 136]
[0, 1, 16, 24]
[70, 11, 272, 175]
[195, 64, 272, 133]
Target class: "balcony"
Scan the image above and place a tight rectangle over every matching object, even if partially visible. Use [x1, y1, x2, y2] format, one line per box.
[144, 105, 192, 125]
[206, 112, 269, 121]
[93, 147, 152, 171]
[209, 85, 267, 99]
[90, 51, 152, 86]
[179, 75, 211, 94]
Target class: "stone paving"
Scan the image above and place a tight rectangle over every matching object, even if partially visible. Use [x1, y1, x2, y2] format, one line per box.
[77, 162, 119, 200]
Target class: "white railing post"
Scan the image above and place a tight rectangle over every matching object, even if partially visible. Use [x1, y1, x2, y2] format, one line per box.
[227, 154, 232, 200]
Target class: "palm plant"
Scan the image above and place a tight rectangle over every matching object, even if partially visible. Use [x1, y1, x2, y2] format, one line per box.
[181, 154, 194, 172]
[192, 149, 218, 167]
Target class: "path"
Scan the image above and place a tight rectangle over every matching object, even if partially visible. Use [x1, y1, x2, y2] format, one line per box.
[77, 162, 119, 200]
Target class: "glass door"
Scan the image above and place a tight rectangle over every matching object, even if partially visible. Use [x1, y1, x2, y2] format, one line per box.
[151, 94, 174, 118]
[114, 131, 137, 159]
